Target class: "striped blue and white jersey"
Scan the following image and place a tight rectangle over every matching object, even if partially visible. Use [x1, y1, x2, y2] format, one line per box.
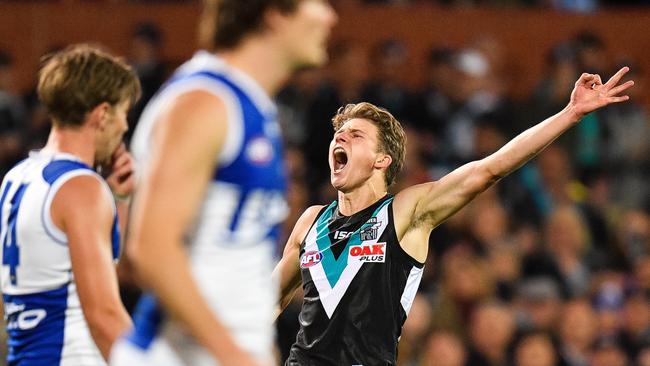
[0, 151, 120, 366]
[123, 51, 288, 362]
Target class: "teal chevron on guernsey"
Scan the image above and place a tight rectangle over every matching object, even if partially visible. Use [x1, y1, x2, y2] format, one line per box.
[314, 198, 393, 288]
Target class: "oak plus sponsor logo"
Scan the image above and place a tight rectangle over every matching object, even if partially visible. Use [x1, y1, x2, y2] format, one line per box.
[349, 243, 386, 263]
[300, 250, 323, 269]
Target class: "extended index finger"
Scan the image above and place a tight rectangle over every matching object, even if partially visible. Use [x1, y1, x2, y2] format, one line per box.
[604, 66, 630, 89]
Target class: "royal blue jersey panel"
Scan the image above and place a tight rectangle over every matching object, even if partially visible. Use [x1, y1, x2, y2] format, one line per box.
[42, 160, 92, 185]
[125, 293, 164, 351]
[4, 285, 68, 366]
[169, 71, 287, 193]
[111, 214, 120, 261]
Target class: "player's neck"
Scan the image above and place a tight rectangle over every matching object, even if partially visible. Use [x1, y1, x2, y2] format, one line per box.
[218, 39, 292, 97]
[337, 181, 387, 217]
[42, 126, 96, 167]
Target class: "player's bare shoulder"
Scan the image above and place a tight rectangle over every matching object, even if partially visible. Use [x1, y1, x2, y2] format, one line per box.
[392, 182, 439, 237]
[292, 205, 325, 247]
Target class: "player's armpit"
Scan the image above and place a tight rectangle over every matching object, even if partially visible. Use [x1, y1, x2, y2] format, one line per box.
[394, 160, 490, 233]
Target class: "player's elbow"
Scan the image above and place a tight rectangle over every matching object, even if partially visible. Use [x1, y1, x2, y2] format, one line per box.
[464, 160, 501, 196]
[126, 232, 160, 280]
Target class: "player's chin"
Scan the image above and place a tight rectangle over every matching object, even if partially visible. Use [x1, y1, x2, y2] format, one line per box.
[330, 176, 345, 191]
[301, 48, 328, 68]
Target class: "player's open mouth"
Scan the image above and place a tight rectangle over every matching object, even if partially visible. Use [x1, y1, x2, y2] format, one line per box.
[333, 147, 348, 173]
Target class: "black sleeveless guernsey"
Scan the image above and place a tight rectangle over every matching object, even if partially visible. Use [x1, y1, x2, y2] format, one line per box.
[287, 195, 425, 366]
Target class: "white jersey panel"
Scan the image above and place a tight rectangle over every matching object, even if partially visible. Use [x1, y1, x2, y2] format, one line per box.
[1, 152, 116, 365]
[0, 152, 109, 295]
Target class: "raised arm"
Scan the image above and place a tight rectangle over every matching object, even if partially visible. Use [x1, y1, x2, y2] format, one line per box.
[127, 91, 259, 366]
[53, 176, 131, 360]
[273, 205, 323, 315]
[394, 67, 634, 261]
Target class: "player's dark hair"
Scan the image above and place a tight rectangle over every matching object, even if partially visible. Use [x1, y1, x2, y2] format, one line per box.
[332, 102, 406, 187]
[199, 0, 301, 51]
[37, 44, 141, 127]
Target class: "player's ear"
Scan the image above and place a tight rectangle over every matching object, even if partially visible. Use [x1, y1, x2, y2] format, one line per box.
[264, 6, 289, 33]
[88, 102, 110, 130]
[374, 154, 392, 169]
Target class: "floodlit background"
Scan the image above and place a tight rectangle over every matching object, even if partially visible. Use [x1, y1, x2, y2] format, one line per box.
[1, 1, 649, 365]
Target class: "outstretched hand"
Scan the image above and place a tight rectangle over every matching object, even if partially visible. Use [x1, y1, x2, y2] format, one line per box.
[569, 66, 635, 119]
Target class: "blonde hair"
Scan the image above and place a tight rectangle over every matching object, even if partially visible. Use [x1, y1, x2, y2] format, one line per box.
[38, 44, 140, 126]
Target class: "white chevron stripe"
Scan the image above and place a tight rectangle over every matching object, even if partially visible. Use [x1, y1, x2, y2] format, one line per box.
[400, 266, 423, 315]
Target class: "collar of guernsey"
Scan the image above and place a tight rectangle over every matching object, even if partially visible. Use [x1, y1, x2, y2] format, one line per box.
[313, 195, 393, 288]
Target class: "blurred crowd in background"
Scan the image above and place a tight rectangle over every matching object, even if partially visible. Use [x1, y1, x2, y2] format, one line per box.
[1, 5, 650, 366]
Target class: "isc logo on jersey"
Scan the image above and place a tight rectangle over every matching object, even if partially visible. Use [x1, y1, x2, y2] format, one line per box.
[300, 251, 323, 269]
[349, 243, 386, 263]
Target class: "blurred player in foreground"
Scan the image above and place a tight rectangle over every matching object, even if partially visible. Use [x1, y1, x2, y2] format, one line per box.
[275, 68, 634, 365]
[110, 1, 337, 365]
[0, 44, 140, 365]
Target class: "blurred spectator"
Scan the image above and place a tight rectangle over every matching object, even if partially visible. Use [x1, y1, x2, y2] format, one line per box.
[638, 345, 650, 366]
[488, 243, 522, 301]
[277, 67, 327, 147]
[529, 42, 578, 127]
[558, 299, 598, 366]
[398, 294, 433, 365]
[443, 48, 497, 164]
[635, 256, 650, 298]
[429, 246, 495, 338]
[0, 49, 26, 177]
[589, 339, 629, 366]
[600, 64, 650, 208]
[573, 31, 609, 76]
[615, 209, 650, 270]
[361, 39, 412, 122]
[466, 301, 516, 366]
[410, 46, 457, 161]
[545, 205, 592, 297]
[511, 330, 559, 366]
[127, 22, 166, 141]
[21, 45, 66, 153]
[291, 40, 369, 204]
[578, 170, 623, 270]
[514, 277, 562, 331]
[572, 31, 610, 172]
[620, 293, 650, 360]
[509, 145, 576, 230]
[593, 276, 626, 339]
[392, 125, 435, 193]
[421, 330, 467, 366]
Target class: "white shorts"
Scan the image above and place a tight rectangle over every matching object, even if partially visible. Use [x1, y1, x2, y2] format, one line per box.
[109, 325, 275, 366]
[110, 245, 277, 366]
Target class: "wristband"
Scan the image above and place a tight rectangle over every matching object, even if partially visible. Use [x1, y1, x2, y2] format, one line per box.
[113, 193, 132, 202]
